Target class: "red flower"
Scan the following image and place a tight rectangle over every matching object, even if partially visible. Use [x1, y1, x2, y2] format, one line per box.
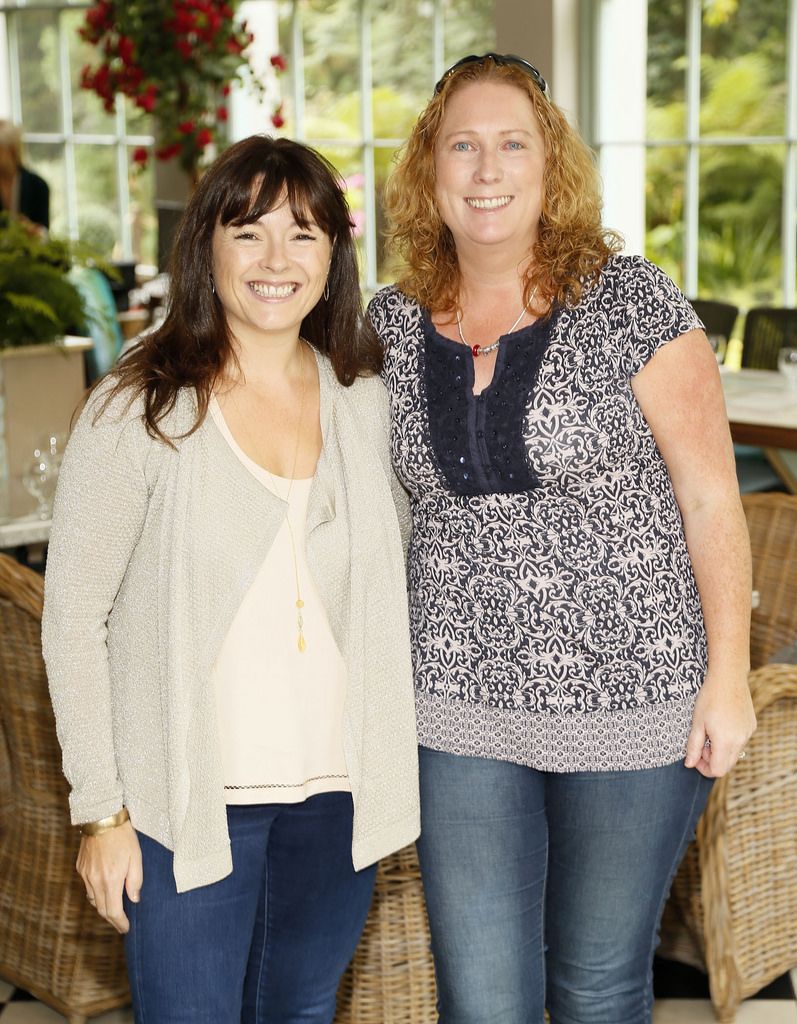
[155, 142, 183, 160]
[117, 35, 135, 64]
[195, 128, 213, 147]
[85, 2, 111, 31]
[271, 107, 285, 129]
[176, 38, 194, 59]
[123, 64, 144, 88]
[174, 10, 196, 31]
[132, 147, 149, 165]
[222, 84, 231, 96]
[93, 63, 111, 95]
[270, 53, 287, 72]
[216, 105, 228, 122]
[226, 37, 243, 54]
[136, 84, 158, 112]
[178, 120, 196, 135]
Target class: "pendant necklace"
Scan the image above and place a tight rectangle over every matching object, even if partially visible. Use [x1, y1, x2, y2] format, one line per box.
[231, 340, 309, 653]
[456, 286, 538, 358]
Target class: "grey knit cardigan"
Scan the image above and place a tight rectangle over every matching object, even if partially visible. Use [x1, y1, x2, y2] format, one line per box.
[42, 350, 420, 892]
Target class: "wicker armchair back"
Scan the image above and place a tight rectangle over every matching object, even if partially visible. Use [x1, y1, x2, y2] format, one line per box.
[658, 494, 797, 1022]
[0, 554, 130, 1023]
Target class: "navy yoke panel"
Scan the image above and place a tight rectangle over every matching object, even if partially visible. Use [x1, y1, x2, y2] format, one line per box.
[422, 313, 554, 496]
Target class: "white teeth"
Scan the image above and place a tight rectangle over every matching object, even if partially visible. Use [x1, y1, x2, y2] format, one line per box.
[466, 196, 512, 209]
[250, 282, 296, 298]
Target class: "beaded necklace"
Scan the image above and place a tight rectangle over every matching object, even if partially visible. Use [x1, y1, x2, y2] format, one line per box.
[456, 287, 538, 358]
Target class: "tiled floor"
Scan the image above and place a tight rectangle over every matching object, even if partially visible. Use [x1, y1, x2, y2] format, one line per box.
[0, 970, 795, 1021]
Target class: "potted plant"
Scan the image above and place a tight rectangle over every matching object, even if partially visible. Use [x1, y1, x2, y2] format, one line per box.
[0, 214, 109, 481]
[0, 215, 94, 347]
[77, 0, 286, 182]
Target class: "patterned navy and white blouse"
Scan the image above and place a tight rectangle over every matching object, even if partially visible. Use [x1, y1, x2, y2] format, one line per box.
[368, 255, 707, 772]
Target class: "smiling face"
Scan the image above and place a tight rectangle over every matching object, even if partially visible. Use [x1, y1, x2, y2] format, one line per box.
[434, 79, 546, 260]
[211, 197, 332, 350]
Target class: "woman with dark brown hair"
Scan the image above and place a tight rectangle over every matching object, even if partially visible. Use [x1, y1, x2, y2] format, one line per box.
[42, 135, 419, 1023]
[369, 55, 755, 1023]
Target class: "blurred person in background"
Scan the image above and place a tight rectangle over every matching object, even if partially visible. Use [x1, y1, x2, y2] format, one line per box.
[0, 119, 49, 232]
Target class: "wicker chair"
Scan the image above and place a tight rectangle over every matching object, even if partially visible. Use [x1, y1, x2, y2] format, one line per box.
[336, 843, 437, 1023]
[658, 493, 797, 1022]
[0, 554, 130, 1023]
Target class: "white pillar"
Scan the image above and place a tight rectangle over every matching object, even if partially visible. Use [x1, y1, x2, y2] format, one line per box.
[230, 0, 281, 142]
[595, 0, 647, 254]
[494, 0, 582, 125]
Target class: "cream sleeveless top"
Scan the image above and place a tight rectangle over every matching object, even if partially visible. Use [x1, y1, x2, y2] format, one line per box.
[209, 396, 350, 804]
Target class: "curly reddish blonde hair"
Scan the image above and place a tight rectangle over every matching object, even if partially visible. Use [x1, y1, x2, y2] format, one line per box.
[383, 57, 623, 315]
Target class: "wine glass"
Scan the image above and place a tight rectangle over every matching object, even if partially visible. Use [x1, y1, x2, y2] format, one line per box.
[777, 347, 797, 390]
[22, 450, 58, 519]
[35, 431, 68, 473]
[706, 334, 725, 363]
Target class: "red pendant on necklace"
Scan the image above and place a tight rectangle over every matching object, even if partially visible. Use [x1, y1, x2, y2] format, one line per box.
[472, 344, 481, 358]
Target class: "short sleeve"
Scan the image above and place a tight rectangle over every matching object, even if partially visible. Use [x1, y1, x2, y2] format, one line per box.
[366, 286, 417, 356]
[617, 257, 704, 377]
[366, 288, 388, 339]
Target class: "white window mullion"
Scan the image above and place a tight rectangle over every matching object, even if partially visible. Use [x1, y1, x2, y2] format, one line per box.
[290, 1, 305, 140]
[57, 10, 79, 238]
[782, 0, 797, 305]
[682, 0, 702, 298]
[358, 0, 376, 290]
[433, 0, 445, 87]
[7, 11, 21, 119]
[115, 99, 133, 258]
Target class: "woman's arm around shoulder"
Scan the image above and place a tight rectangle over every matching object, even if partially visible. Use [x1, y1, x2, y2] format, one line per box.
[632, 329, 756, 777]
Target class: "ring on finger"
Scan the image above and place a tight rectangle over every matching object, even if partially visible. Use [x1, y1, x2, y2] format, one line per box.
[738, 750, 747, 760]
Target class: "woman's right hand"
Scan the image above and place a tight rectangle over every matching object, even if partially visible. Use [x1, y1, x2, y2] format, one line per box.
[76, 821, 143, 934]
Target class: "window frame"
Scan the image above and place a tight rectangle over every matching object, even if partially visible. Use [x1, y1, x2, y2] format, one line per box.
[1, 0, 154, 259]
[591, 0, 797, 304]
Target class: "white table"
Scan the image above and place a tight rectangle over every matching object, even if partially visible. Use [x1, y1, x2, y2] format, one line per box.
[721, 368, 797, 450]
[0, 475, 51, 549]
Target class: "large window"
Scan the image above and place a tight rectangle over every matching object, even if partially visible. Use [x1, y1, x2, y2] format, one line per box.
[272, 0, 494, 289]
[1, 0, 157, 264]
[2, 0, 494, 281]
[596, 0, 797, 309]
[646, 0, 796, 308]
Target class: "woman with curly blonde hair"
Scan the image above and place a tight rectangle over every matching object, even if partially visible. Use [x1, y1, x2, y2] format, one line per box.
[368, 54, 755, 1024]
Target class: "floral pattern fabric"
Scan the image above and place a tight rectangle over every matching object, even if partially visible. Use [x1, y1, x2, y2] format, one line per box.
[368, 255, 708, 772]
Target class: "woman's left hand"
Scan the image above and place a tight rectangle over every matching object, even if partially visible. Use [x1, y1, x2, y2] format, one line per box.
[684, 670, 757, 777]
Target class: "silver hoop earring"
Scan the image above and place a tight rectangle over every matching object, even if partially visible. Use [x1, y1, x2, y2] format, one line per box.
[323, 280, 330, 301]
[210, 276, 216, 295]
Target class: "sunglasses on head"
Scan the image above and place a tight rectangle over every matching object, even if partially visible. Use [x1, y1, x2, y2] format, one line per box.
[434, 53, 549, 97]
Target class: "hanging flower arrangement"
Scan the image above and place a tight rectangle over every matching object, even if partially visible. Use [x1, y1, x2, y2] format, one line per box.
[78, 0, 287, 178]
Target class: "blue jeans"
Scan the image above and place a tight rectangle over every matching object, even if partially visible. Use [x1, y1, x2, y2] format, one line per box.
[123, 793, 376, 1023]
[417, 747, 713, 1024]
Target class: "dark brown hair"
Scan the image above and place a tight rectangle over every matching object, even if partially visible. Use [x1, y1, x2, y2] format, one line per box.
[106, 135, 381, 442]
